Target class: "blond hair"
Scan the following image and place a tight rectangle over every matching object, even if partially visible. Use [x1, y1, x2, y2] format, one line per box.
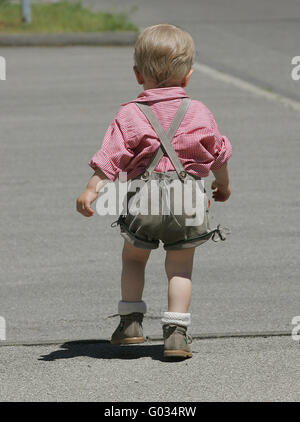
[134, 24, 195, 87]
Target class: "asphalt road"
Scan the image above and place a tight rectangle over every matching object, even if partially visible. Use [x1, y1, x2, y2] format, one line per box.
[0, 44, 299, 342]
[0, 0, 299, 402]
[83, 0, 300, 101]
[0, 336, 299, 401]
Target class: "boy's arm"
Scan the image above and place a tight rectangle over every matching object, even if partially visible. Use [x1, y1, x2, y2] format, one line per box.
[76, 168, 109, 217]
[211, 162, 231, 202]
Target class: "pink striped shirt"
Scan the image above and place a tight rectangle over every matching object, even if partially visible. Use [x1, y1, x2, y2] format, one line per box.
[89, 87, 232, 181]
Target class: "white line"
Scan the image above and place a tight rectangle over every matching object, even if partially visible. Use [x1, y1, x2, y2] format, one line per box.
[194, 62, 300, 113]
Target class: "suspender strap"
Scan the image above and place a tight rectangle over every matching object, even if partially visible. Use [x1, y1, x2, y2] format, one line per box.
[135, 98, 191, 180]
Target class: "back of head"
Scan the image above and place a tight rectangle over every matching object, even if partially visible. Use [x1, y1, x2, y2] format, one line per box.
[134, 24, 195, 87]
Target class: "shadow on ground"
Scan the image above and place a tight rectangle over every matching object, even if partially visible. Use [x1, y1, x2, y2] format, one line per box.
[38, 340, 175, 362]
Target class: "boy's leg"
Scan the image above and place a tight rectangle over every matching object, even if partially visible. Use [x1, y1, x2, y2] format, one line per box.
[121, 239, 151, 301]
[162, 247, 195, 358]
[164, 247, 195, 312]
[111, 240, 151, 345]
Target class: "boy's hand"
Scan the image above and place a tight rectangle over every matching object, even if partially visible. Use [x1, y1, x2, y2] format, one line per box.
[76, 189, 98, 217]
[211, 180, 231, 202]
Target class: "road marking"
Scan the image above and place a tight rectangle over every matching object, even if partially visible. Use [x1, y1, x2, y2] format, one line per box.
[194, 61, 300, 113]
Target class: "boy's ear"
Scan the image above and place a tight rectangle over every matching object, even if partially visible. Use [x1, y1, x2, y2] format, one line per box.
[133, 66, 144, 85]
[181, 69, 194, 87]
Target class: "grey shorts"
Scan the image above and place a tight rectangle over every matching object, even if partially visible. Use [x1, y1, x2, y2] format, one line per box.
[117, 171, 214, 250]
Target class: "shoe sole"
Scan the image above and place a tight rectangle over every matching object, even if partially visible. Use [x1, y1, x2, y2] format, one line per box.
[164, 350, 192, 358]
[111, 337, 145, 345]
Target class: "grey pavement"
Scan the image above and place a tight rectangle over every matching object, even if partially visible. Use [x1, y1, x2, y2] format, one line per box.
[0, 0, 300, 402]
[0, 336, 299, 401]
[0, 45, 299, 342]
[82, 0, 300, 102]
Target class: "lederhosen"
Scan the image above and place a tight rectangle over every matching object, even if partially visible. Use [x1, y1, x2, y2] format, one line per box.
[112, 98, 229, 250]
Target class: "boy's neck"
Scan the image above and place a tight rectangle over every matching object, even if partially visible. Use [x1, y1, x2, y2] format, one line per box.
[143, 83, 183, 90]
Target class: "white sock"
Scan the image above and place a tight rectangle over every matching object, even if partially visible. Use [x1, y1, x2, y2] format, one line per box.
[161, 312, 191, 327]
[118, 300, 147, 315]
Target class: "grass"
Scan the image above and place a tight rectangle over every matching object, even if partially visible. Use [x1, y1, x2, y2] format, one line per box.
[0, 1, 139, 33]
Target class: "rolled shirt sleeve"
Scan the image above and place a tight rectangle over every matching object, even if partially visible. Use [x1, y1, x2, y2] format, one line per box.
[89, 116, 134, 181]
[207, 110, 232, 171]
[210, 135, 232, 170]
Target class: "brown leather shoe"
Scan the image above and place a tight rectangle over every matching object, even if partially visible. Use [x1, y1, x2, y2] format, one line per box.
[163, 324, 192, 358]
[111, 312, 144, 345]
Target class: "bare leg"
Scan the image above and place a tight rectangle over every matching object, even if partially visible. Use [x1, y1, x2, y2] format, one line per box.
[121, 240, 151, 301]
[165, 248, 195, 313]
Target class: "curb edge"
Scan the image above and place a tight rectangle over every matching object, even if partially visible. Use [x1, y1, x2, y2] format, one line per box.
[0, 31, 138, 46]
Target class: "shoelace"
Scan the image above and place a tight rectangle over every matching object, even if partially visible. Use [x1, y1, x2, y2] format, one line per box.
[106, 313, 143, 323]
[186, 334, 193, 344]
[106, 313, 120, 319]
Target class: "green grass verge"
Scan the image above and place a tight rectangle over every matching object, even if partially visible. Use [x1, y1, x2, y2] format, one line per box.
[0, 1, 138, 33]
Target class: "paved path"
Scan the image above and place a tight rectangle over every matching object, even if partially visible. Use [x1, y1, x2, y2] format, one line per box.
[0, 45, 299, 342]
[0, 337, 299, 401]
[83, 0, 300, 102]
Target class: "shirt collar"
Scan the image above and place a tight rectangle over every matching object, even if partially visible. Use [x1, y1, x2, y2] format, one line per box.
[122, 87, 189, 105]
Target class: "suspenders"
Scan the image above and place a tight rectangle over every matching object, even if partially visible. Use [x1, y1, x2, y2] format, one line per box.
[113, 97, 230, 243]
[135, 98, 191, 181]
